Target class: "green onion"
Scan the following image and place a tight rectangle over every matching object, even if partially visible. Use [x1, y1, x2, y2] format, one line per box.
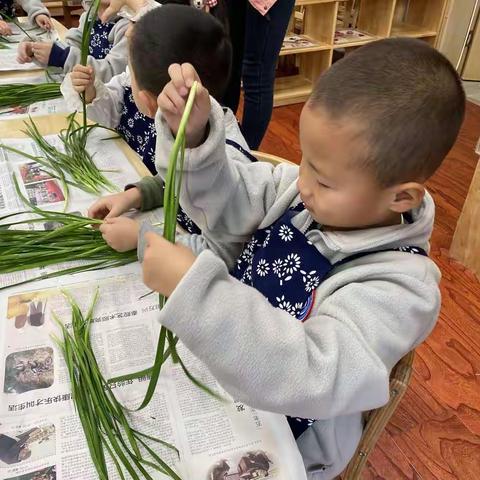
[0, 82, 61, 109]
[52, 289, 181, 480]
[0, 180, 136, 291]
[109, 83, 223, 405]
[80, 0, 101, 130]
[0, 114, 119, 204]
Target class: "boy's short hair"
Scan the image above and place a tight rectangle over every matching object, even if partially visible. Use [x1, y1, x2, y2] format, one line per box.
[130, 4, 231, 99]
[309, 38, 465, 186]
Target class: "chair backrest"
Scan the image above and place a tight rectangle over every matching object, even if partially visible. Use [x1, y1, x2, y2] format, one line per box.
[252, 150, 297, 166]
[342, 350, 415, 479]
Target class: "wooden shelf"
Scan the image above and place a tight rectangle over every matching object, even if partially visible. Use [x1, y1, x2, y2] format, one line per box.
[274, 75, 313, 106]
[391, 23, 437, 38]
[280, 34, 331, 56]
[274, 0, 448, 106]
[295, 0, 342, 5]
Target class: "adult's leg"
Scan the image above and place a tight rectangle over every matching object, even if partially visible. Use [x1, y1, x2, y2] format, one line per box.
[221, 0, 247, 114]
[241, 0, 295, 149]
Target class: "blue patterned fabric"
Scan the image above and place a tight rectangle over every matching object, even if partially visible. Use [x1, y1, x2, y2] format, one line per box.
[232, 203, 427, 439]
[0, 0, 15, 17]
[88, 19, 114, 59]
[117, 87, 157, 174]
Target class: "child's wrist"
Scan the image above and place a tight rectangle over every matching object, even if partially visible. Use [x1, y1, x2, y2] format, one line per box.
[186, 123, 210, 149]
[125, 186, 142, 209]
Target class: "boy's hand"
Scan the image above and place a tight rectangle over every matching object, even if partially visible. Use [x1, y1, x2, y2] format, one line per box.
[88, 188, 142, 220]
[0, 19, 13, 35]
[99, 217, 139, 252]
[71, 65, 96, 103]
[158, 63, 211, 148]
[100, 0, 144, 22]
[31, 42, 53, 65]
[35, 14, 52, 30]
[17, 41, 34, 63]
[142, 232, 196, 297]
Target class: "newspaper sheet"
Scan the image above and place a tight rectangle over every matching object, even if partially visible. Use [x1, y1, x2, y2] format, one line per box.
[0, 129, 143, 290]
[0, 123, 308, 480]
[0, 269, 306, 480]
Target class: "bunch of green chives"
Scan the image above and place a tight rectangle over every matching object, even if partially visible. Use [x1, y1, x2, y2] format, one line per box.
[52, 289, 182, 480]
[0, 82, 61, 109]
[80, 0, 101, 130]
[0, 197, 137, 291]
[109, 83, 222, 406]
[21, 114, 117, 196]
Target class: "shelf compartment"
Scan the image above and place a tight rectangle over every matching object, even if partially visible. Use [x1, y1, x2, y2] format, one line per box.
[280, 34, 331, 56]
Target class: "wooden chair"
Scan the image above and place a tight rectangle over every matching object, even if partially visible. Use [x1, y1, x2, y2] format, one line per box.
[251, 151, 416, 479]
[251, 150, 296, 166]
[341, 350, 415, 479]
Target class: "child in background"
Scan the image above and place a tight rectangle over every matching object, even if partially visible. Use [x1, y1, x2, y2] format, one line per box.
[68, 3, 251, 236]
[62, 0, 222, 177]
[92, 36, 465, 478]
[0, 0, 51, 35]
[17, 0, 129, 83]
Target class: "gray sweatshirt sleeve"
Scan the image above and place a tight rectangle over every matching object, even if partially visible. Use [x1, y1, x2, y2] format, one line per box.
[156, 248, 440, 418]
[16, 0, 49, 23]
[63, 15, 129, 82]
[148, 98, 299, 267]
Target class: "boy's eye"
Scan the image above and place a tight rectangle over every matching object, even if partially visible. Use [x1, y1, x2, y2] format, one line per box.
[317, 181, 330, 189]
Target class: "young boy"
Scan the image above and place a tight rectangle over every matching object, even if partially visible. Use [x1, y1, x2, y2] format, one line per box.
[92, 38, 465, 478]
[0, 0, 51, 36]
[16, 0, 129, 82]
[62, 0, 226, 177]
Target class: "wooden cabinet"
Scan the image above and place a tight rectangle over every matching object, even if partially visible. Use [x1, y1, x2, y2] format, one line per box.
[275, 0, 449, 106]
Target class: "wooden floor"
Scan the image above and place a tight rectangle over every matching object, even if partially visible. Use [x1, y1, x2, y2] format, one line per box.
[258, 102, 480, 479]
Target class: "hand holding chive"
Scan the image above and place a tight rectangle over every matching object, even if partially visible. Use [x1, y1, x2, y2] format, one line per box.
[142, 231, 196, 297]
[88, 187, 142, 220]
[157, 63, 211, 148]
[34, 14, 52, 31]
[17, 41, 34, 63]
[99, 217, 140, 252]
[31, 41, 53, 64]
[71, 64, 97, 103]
[0, 20, 13, 36]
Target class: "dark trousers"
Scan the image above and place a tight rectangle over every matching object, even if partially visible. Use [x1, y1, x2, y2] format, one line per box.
[223, 0, 295, 150]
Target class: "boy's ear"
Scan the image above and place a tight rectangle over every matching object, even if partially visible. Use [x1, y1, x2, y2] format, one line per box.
[389, 182, 425, 213]
[138, 90, 158, 118]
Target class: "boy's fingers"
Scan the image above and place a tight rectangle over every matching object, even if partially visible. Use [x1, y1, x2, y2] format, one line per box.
[158, 94, 178, 115]
[168, 64, 188, 97]
[72, 72, 92, 81]
[164, 83, 186, 112]
[180, 63, 200, 88]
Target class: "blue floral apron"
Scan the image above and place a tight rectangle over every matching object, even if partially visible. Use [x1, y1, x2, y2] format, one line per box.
[232, 203, 426, 439]
[117, 87, 157, 174]
[88, 19, 114, 59]
[0, 0, 14, 17]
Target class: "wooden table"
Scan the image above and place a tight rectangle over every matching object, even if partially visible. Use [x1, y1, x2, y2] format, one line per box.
[450, 148, 480, 276]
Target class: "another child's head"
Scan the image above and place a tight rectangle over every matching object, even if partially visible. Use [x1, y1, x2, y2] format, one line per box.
[298, 38, 465, 230]
[127, 4, 231, 118]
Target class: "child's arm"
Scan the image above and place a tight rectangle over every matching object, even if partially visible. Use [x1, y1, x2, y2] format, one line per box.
[62, 66, 128, 129]
[16, 0, 51, 29]
[143, 242, 441, 418]
[154, 65, 298, 245]
[50, 14, 129, 83]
